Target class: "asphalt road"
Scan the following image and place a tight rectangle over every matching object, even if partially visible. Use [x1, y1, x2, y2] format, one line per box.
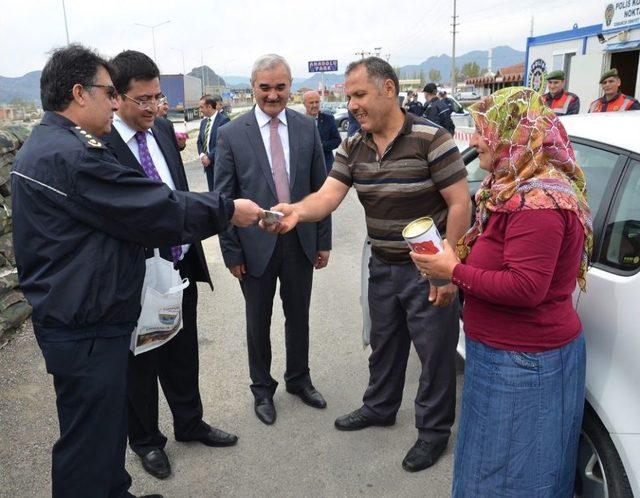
[0, 159, 464, 498]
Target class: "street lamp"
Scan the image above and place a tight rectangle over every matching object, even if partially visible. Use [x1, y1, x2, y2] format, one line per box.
[200, 45, 214, 94]
[61, 0, 70, 44]
[134, 20, 170, 61]
[171, 47, 186, 75]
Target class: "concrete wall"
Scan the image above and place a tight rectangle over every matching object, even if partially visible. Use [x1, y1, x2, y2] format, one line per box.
[0, 124, 32, 346]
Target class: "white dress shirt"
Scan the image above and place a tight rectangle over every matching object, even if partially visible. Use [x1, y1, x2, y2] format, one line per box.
[254, 106, 290, 178]
[112, 114, 190, 257]
[204, 110, 218, 154]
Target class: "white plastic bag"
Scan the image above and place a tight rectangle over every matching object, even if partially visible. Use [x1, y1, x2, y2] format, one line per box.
[130, 249, 190, 355]
[360, 237, 372, 349]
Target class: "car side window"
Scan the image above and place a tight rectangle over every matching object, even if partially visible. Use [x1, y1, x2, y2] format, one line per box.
[464, 156, 487, 183]
[572, 142, 619, 216]
[598, 160, 640, 273]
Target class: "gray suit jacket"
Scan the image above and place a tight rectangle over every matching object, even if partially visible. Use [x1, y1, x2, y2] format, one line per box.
[214, 107, 331, 278]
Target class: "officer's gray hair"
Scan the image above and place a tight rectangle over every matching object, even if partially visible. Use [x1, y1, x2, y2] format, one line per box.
[251, 54, 292, 84]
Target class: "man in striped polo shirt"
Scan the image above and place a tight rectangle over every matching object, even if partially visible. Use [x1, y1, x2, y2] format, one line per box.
[263, 57, 471, 472]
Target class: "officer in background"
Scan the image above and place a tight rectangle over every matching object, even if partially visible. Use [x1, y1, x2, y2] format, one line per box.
[589, 68, 640, 112]
[542, 70, 580, 115]
[422, 82, 455, 134]
[11, 44, 262, 498]
[403, 90, 424, 116]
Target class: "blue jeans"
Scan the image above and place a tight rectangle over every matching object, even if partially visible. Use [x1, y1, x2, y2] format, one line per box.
[452, 334, 586, 498]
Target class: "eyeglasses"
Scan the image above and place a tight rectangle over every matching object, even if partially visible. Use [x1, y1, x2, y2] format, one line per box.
[123, 93, 166, 111]
[85, 84, 118, 100]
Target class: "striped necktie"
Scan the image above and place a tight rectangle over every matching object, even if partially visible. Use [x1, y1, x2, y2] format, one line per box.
[204, 117, 212, 153]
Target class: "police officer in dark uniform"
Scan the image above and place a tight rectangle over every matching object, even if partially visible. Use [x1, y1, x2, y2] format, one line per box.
[422, 82, 455, 134]
[11, 44, 262, 498]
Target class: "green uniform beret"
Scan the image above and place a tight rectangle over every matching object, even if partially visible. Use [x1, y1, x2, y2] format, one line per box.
[600, 68, 619, 83]
[546, 70, 565, 81]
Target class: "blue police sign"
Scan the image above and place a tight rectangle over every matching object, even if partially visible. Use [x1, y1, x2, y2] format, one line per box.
[308, 60, 338, 73]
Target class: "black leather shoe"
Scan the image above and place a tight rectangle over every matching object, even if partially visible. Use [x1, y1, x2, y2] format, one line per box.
[176, 425, 238, 447]
[334, 408, 395, 431]
[140, 449, 171, 480]
[137, 495, 164, 498]
[254, 398, 276, 425]
[287, 386, 327, 409]
[401, 439, 448, 472]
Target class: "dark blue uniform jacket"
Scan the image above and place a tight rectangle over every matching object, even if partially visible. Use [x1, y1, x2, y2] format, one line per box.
[11, 112, 233, 341]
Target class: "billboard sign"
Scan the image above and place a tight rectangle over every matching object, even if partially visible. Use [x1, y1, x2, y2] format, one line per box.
[308, 60, 338, 72]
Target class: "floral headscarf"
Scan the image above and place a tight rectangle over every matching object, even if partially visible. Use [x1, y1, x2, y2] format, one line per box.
[457, 86, 593, 291]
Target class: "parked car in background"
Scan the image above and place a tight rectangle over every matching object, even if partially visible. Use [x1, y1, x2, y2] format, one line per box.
[455, 91, 480, 101]
[333, 108, 350, 132]
[459, 111, 640, 498]
[320, 101, 347, 115]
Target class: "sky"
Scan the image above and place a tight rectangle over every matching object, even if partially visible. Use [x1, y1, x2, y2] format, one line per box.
[0, 0, 605, 78]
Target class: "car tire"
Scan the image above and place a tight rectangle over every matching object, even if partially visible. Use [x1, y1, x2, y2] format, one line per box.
[340, 119, 349, 132]
[575, 405, 633, 497]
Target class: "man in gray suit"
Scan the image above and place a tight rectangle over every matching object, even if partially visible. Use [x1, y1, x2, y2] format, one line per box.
[215, 54, 331, 425]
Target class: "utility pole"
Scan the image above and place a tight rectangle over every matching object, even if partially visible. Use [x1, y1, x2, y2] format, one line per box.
[61, 0, 70, 44]
[530, 15, 535, 37]
[171, 47, 186, 75]
[134, 21, 170, 62]
[355, 50, 370, 59]
[451, 0, 459, 93]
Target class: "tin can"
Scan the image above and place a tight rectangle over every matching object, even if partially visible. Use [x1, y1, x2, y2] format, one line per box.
[402, 216, 450, 286]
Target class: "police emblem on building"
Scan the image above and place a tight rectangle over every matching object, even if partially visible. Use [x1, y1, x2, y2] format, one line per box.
[528, 59, 547, 93]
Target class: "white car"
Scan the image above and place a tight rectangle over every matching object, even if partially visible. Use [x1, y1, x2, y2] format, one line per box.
[459, 111, 640, 497]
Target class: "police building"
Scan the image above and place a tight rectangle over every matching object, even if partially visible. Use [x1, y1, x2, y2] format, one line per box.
[525, 1, 640, 109]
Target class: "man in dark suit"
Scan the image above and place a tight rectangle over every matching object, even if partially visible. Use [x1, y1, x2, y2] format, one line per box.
[302, 90, 341, 172]
[104, 50, 238, 480]
[197, 94, 230, 191]
[215, 54, 331, 425]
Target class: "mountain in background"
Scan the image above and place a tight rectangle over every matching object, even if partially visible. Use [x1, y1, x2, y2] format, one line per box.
[0, 47, 525, 104]
[0, 71, 41, 104]
[188, 66, 226, 87]
[399, 45, 525, 81]
[224, 75, 306, 89]
[292, 73, 344, 92]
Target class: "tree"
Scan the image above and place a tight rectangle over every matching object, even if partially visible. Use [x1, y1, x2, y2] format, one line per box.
[419, 69, 425, 85]
[428, 69, 441, 83]
[461, 62, 482, 79]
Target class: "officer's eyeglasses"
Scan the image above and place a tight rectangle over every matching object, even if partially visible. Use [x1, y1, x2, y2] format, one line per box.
[85, 84, 118, 100]
[123, 93, 166, 111]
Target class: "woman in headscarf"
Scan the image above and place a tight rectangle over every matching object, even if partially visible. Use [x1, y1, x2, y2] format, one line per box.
[411, 87, 593, 497]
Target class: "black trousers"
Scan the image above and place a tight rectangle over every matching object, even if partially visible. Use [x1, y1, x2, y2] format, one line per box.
[127, 257, 206, 456]
[362, 257, 458, 444]
[204, 166, 214, 192]
[38, 333, 133, 498]
[240, 232, 314, 400]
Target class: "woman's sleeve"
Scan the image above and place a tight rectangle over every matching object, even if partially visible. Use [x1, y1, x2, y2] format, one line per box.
[451, 209, 566, 307]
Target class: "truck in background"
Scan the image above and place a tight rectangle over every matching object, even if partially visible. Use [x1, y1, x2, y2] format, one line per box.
[159, 74, 202, 121]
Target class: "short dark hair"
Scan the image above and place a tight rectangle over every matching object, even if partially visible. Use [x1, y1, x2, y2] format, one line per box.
[40, 44, 113, 112]
[423, 83, 437, 94]
[345, 57, 399, 96]
[110, 50, 160, 95]
[200, 94, 222, 107]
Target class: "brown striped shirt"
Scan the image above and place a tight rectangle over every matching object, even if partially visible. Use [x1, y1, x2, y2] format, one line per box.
[329, 111, 466, 263]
